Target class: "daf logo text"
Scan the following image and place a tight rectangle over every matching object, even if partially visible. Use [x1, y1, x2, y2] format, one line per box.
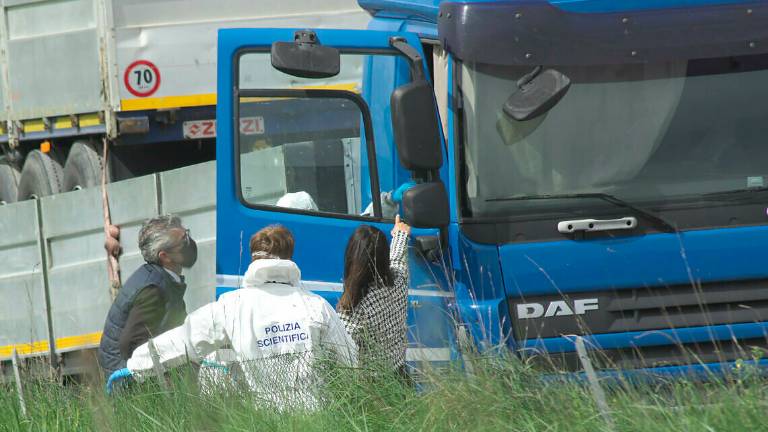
[516, 298, 599, 319]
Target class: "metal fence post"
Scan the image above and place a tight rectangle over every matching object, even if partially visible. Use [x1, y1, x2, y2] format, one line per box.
[11, 348, 27, 419]
[35, 199, 58, 374]
[574, 336, 614, 430]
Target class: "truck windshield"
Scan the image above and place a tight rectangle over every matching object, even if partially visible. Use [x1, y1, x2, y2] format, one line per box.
[460, 55, 768, 219]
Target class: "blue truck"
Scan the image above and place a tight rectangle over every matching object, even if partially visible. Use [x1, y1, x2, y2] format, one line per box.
[215, 0, 768, 375]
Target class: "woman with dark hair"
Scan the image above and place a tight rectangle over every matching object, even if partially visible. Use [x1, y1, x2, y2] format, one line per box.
[337, 215, 411, 374]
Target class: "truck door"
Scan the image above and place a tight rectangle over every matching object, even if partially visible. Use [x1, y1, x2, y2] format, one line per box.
[216, 29, 456, 367]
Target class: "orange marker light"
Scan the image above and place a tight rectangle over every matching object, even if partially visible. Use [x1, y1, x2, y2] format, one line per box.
[40, 141, 51, 153]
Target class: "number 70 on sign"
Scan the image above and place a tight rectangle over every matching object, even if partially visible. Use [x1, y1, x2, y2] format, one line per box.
[182, 117, 264, 139]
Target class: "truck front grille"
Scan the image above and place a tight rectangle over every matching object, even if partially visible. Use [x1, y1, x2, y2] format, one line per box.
[509, 278, 768, 341]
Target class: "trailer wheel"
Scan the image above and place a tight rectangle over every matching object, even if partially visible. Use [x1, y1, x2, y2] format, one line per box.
[63, 141, 109, 191]
[17, 150, 64, 200]
[0, 159, 20, 204]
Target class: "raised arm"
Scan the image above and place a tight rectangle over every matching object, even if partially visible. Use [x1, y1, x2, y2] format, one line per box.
[126, 299, 230, 378]
[389, 215, 411, 291]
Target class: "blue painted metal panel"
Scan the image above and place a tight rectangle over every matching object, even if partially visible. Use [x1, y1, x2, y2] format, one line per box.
[453, 234, 515, 350]
[359, 0, 441, 22]
[499, 226, 768, 297]
[368, 13, 439, 38]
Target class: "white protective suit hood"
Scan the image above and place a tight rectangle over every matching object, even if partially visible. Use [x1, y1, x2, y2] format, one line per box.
[243, 259, 301, 288]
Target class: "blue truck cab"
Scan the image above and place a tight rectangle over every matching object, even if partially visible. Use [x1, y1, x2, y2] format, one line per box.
[216, 0, 768, 375]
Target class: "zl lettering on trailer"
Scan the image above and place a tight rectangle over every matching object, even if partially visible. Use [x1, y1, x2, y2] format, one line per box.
[183, 117, 264, 139]
[239, 117, 264, 135]
[183, 120, 217, 139]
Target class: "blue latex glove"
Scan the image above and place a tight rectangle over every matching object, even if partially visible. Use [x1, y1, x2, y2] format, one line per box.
[106, 368, 133, 395]
[201, 359, 230, 374]
[392, 180, 418, 203]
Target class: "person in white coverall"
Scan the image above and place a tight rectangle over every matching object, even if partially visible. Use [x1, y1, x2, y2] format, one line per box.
[107, 225, 357, 409]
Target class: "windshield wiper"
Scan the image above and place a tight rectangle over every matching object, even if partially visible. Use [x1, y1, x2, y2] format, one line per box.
[487, 192, 677, 233]
[701, 187, 768, 200]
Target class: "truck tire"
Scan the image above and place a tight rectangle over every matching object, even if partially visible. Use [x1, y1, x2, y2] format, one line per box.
[0, 159, 20, 204]
[63, 141, 109, 191]
[17, 150, 64, 200]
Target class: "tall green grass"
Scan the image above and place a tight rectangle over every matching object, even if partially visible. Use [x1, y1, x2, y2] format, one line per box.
[2, 354, 768, 431]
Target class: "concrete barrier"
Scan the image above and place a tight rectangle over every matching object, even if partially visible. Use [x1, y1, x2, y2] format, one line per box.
[0, 161, 216, 360]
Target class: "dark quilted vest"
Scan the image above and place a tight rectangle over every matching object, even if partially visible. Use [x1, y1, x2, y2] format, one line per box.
[97, 263, 186, 376]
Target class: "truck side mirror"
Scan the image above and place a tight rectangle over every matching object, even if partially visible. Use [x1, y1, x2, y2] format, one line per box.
[390, 81, 443, 171]
[271, 30, 340, 79]
[401, 181, 450, 229]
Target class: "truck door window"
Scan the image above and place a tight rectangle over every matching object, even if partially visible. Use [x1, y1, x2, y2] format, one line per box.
[236, 52, 383, 219]
[238, 95, 368, 216]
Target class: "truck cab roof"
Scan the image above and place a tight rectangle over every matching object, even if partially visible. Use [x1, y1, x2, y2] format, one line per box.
[359, 0, 768, 65]
[359, 0, 757, 21]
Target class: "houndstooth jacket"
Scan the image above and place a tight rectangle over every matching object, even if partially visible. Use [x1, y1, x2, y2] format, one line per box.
[338, 230, 409, 370]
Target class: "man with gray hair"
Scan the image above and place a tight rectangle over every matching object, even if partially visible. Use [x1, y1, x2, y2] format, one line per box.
[97, 215, 198, 377]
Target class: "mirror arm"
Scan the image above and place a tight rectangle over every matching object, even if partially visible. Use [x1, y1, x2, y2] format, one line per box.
[390, 37, 426, 82]
[294, 30, 319, 46]
[414, 235, 443, 263]
[516, 66, 543, 88]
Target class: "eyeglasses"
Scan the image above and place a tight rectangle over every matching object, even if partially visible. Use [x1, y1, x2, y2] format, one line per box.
[166, 229, 191, 253]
